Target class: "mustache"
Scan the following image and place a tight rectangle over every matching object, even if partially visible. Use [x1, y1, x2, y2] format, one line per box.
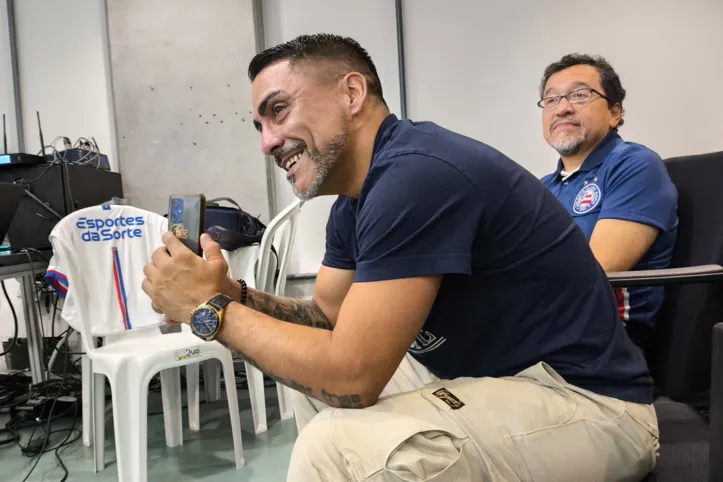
[274, 142, 307, 167]
[550, 117, 582, 134]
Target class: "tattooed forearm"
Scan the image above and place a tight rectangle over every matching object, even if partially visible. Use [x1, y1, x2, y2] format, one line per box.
[245, 288, 333, 330]
[242, 354, 364, 408]
[276, 377, 314, 398]
[321, 388, 364, 408]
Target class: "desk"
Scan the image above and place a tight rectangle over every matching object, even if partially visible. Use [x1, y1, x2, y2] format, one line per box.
[0, 251, 50, 384]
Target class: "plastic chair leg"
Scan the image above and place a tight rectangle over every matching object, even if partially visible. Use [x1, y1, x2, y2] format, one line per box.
[160, 367, 183, 447]
[82, 355, 93, 447]
[110, 369, 149, 482]
[276, 382, 295, 420]
[93, 373, 106, 473]
[186, 363, 200, 431]
[203, 359, 221, 402]
[245, 361, 268, 434]
[221, 355, 245, 469]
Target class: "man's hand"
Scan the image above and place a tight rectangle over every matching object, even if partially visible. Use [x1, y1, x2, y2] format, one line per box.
[589, 219, 659, 272]
[142, 233, 228, 323]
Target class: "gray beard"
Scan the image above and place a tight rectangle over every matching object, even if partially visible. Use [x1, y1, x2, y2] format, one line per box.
[290, 125, 349, 201]
[549, 121, 586, 157]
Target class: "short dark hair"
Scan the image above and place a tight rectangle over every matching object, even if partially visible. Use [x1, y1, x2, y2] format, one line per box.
[248, 33, 386, 105]
[540, 53, 626, 126]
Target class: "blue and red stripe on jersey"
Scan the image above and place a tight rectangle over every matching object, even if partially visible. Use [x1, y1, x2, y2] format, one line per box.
[46, 270, 68, 296]
[112, 247, 132, 330]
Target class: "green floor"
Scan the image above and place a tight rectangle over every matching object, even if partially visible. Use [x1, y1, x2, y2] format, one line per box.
[2, 386, 298, 481]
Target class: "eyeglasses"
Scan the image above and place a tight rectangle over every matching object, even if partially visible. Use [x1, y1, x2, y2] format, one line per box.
[537, 88, 610, 109]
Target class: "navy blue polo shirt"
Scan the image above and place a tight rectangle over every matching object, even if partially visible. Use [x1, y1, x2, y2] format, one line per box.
[541, 131, 678, 331]
[323, 114, 653, 404]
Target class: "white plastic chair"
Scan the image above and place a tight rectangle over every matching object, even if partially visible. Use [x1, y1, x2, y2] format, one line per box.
[243, 199, 303, 431]
[48, 205, 244, 482]
[201, 200, 302, 434]
[203, 246, 261, 424]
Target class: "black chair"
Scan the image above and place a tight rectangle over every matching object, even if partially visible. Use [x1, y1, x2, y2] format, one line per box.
[608, 151, 723, 481]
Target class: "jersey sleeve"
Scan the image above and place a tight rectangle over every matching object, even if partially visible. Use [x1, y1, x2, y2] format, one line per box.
[47, 232, 80, 331]
[321, 198, 357, 271]
[598, 150, 678, 231]
[354, 155, 482, 282]
[46, 252, 69, 298]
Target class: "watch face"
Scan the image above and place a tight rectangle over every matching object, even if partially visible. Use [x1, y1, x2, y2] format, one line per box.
[191, 307, 219, 337]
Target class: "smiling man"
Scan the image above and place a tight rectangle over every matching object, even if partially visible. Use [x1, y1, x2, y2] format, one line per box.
[539, 54, 678, 349]
[143, 35, 658, 481]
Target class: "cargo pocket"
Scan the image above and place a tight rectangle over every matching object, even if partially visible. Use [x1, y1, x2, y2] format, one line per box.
[418, 381, 526, 482]
[326, 393, 472, 481]
[419, 371, 582, 482]
[383, 431, 484, 482]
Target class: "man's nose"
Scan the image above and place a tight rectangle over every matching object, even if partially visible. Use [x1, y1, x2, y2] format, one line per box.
[554, 97, 575, 115]
[260, 129, 284, 157]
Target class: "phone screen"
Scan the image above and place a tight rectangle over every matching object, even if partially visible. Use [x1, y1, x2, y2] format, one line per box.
[168, 194, 206, 255]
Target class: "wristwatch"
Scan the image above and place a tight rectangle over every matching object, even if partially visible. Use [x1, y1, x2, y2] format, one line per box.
[189, 294, 234, 341]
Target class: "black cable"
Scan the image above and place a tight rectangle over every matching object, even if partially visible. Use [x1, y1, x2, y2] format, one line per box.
[51, 292, 58, 341]
[42, 355, 81, 482]
[0, 280, 19, 357]
[19, 344, 75, 482]
[46, 296, 81, 380]
[52, 424, 81, 482]
[19, 247, 51, 263]
[19, 377, 66, 482]
[20, 248, 59, 371]
[61, 160, 75, 213]
[71, 357, 82, 376]
[4, 396, 79, 433]
[20, 249, 52, 380]
[11, 161, 57, 186]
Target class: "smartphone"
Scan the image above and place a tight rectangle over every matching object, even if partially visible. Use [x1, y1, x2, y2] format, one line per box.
[168, 194, 206, 256]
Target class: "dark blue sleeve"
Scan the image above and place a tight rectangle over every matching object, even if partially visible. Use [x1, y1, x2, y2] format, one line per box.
[599, 150, 678, 231]
[354, 155, 482, 282]
[321, 198, 356, 271]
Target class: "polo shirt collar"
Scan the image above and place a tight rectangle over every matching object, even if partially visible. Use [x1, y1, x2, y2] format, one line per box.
[373, 114, 399, 154]
[554, 129, 623, 178]
[349, 113, 400, 208]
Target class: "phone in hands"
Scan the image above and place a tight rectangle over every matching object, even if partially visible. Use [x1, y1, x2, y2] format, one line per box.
[168, 194, 206, 256]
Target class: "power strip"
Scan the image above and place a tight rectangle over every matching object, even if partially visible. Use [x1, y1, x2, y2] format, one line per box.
[13, 393, 79, 420]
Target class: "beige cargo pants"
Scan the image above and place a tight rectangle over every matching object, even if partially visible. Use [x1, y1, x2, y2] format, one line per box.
[288, 355, 659, 481]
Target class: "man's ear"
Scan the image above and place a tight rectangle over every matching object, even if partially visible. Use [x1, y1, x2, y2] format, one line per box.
[609, 103, 623, 129]
[344, 72, 367, 115]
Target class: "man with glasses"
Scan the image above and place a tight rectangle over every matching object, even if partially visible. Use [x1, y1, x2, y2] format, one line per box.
[539, 54, 678, 349]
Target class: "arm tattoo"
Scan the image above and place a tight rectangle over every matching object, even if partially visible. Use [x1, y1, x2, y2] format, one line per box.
[320, 388, 363, 408]
[245, 289, 333, 330]
[242, 355, 363, 408]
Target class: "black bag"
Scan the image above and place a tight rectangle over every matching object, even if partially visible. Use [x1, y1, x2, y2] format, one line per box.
[204, 197, 267, 251]
[204, 197, 279, 284]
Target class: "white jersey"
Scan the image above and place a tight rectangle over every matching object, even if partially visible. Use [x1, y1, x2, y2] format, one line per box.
[46, 204, 168, 336]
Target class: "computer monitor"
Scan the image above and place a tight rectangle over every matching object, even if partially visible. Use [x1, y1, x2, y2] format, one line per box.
[0, 183, 25, 245]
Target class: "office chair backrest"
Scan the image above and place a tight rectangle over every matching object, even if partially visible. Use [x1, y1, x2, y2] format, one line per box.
[47, 204, 168, 353]
[651, 151, 723, 401]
